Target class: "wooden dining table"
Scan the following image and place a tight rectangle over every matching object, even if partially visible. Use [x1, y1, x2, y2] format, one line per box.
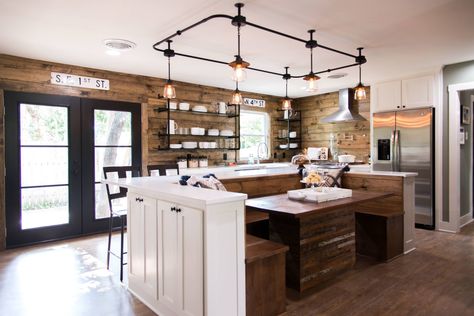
[245, 190, 392, 293]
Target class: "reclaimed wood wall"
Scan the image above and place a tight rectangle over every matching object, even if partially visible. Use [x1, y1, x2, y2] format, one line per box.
[0, 54, 283, 250]
[293, 89, 371, 162]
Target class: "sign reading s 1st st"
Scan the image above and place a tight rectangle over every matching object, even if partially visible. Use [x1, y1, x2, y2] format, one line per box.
[51, 72, 110, 90]
[243, 97, 265, 108]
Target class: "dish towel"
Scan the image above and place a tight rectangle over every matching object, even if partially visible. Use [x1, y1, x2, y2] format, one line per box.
[179, 174, 227, 191]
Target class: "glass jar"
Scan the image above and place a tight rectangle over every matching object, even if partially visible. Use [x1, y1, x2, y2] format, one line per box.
[188, 156, 199, 168]
[198, 156, 208, 168]
[177, 156, 187, 169]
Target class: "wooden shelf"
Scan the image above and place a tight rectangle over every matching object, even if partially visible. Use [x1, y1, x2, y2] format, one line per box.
[155, 147, 239, 151]
[155, 107, 238, 118]
[276, 118, 301, 122]
[157, 133, 239, 139]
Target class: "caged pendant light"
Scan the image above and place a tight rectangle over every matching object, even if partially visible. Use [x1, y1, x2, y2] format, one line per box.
[354, 47, 367, 101]
[228, 3, 249, 82]
[230, 81, 243, 105]
[303, 30, 320, 92]
[163, 40, 176, 99]
[281, 66, 292, 110]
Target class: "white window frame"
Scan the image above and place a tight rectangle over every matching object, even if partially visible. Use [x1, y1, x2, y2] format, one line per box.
[239, 110, 270, 160]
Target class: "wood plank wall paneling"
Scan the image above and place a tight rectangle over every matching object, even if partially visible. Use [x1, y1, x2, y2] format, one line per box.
[293, 89, 371, 162]
[0, 54, 286, 250]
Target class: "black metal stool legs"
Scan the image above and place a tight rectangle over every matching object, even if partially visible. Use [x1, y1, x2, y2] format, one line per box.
[107, 213, 113, 269]
[120, 215, 125, 282]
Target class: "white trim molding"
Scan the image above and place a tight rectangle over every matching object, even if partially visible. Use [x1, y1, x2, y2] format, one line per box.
[447, 81, 474, 232]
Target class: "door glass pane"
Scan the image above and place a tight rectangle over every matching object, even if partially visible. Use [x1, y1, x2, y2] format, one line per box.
[94, 109, 133, 220]
[20, 104, 68, 146]
[21, 147, 68, 187]
[21, 186, 69, 229]
[20, 103, 70, 230]
[94, 147, 132, 182]
[94, 110, 131, 146]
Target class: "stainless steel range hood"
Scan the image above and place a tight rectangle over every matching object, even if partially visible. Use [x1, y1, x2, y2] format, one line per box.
[319, 88, 366, 123]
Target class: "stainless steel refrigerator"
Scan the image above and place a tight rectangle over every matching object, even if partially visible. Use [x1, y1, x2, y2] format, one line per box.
[372, 108, 434, 229]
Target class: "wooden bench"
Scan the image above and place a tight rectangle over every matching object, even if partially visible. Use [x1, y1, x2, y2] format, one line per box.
[246, 234, 288, 316]
[355, 208, 404, 262]
[246, 209, 269, 239]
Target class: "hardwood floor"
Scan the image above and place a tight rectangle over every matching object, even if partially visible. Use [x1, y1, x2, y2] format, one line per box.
[1, 225, 474, 316]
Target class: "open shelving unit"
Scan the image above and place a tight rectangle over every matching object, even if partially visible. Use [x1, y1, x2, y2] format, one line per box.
[153, 100, 240, 153]
[274, 110, 303, 152]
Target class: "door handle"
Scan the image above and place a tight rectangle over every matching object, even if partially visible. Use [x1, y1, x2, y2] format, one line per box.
[394, 130, 400, 171]
[390, 130, 396, 171]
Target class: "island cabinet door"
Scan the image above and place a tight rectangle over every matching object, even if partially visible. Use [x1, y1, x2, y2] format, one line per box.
[158, 200, 204, 316]
[127, 193, 158, 302]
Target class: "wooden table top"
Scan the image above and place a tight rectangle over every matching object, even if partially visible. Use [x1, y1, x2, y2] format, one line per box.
[245, 190, 392, 218]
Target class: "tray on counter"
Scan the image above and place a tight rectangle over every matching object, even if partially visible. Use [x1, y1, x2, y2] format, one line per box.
[287, 187, 352, 203]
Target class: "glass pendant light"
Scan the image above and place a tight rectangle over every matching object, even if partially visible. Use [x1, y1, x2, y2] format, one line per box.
[354, 47, 367, 101]
[230, 81, 243, 105]
[163, 40, 176, 99]
[228, 21, 250, 82]
[282, 67, 292, 110]
[303, 30, 320, 92]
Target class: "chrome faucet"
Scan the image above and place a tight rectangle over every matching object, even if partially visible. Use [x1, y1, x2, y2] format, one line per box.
[256, 142, 268, 165]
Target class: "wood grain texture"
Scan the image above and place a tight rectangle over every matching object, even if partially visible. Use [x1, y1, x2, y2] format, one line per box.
[246, 191, 391, 293]
[293, 89, 371, 162]
[3, 226, 474, 315]
[0, 54, 284, 250]
[221, 173, 302, 198]
[245, 234, 288, 316]
[245, 191, 392, 218]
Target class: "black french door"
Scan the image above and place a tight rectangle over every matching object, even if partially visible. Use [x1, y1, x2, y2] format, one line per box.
[5, 92, 141, 247]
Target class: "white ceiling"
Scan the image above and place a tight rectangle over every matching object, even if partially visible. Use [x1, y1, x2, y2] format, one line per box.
[1, 0, 474, 97]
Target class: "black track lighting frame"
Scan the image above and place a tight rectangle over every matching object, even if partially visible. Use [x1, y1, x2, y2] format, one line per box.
[152, 3, 366, 80]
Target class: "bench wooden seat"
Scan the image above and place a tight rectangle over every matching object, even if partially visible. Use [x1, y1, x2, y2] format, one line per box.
[355, 209, 404, 262]
[246, 234, 288, 316]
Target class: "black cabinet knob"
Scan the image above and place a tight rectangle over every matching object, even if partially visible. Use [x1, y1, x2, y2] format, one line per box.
[171, 206, 176, 212]
[177, 208, 182, 213]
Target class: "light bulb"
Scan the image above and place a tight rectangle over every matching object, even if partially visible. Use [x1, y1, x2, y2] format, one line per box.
[306, 77, 318, 92]
[231, 90, 243, 105]
[232, 64, 247, 82]
[163, 81, 176, 99]
[282, 98, 292, 110]
[354, 85, 367, 100]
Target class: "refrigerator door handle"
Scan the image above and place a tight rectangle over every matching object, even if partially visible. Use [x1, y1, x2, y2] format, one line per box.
[390, 130, 396, 171]
[394, 130, 401, 171]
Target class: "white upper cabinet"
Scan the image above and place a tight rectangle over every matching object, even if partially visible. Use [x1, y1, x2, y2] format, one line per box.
[402, 75, 434, 108]
[372, 80, 402, 112]
[372, 74, 435, 113]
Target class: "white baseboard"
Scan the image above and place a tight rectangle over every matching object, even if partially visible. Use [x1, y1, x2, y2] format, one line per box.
[460, 213, 474, 228]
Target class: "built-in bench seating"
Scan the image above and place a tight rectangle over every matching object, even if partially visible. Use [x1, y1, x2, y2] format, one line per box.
[355, 208, 404, 262]
[245, 234, 288, 316]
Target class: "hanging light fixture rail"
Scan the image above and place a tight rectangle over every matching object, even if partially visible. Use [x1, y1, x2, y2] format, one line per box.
[152, 3, 366, 80]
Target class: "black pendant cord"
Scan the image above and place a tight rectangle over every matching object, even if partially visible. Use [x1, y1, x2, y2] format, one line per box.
[359, 64, 362, 84]
[237, 25, 241, 58]
[310, 47, 314, 74]
[167, 56, 171, 81]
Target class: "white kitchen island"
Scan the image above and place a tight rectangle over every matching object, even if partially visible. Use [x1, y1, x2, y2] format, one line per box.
[103, 176, 247, 316]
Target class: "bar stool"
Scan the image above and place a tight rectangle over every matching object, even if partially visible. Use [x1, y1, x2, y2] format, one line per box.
[103, 165, 141, 282]
[147, 164, 179, 176]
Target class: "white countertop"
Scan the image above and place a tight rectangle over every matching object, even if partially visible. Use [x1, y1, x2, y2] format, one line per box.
[179, 163, 418, 178]
[103, 176, 247, 209]
[102, 163, 416, 208]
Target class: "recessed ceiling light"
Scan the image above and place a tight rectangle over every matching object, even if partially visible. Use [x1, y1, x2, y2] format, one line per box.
[103, 39, 136, 56]
[327, 73, 348, 79]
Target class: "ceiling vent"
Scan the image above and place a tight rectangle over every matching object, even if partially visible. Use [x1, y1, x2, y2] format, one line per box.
[327, 73, 348, 79]
[103, 39, 136, 51]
